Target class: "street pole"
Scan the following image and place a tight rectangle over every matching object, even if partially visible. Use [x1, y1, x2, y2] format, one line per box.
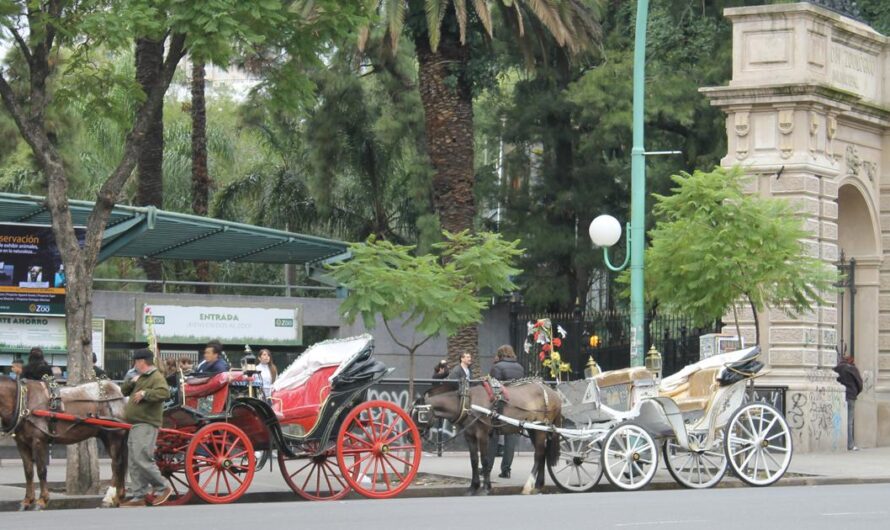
[629, 0, 649, 367]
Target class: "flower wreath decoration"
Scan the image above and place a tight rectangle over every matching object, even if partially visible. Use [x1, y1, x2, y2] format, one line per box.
[523, 318, 571, 380]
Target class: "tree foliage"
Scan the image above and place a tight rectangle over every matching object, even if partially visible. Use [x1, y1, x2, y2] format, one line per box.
[645, 166, 837, 343]
[329, 230, 522, 394]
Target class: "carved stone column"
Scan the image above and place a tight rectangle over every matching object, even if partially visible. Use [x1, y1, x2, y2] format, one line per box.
[702, 2, 890, 451]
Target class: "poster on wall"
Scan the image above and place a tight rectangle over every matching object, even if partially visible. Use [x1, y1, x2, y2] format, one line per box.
[92, 318, 105, 368]
[139, 302, 302, 346]
[0, 223, 85, 316]
[0, 315, 66, 354]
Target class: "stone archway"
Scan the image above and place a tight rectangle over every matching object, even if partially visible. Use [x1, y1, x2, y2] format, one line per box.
[702, 3, 890, 451]
[837, 181, 881, 447]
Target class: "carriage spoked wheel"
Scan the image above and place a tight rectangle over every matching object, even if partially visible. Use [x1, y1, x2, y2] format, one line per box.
[151, 430, 195, 506]
[663, 430, 727, 489]
[546, 424, 603, 492]
[724, 403, 792, 487]
[336, 400, 422, 499]
[185, 423, 256, 504]
[278, 441, 354, 501]
[154, 450, 195, 505]
[601, 422, 658, 491]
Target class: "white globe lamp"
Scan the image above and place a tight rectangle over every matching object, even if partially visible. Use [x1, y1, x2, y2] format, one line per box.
[589, 215, 622, 248]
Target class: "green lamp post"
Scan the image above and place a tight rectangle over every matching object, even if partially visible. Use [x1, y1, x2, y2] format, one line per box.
[588, 0, 650, 368]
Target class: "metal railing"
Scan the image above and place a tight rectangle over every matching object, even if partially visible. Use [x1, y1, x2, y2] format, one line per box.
[512, 308, 720, 379]
[93, 277, 337, 295]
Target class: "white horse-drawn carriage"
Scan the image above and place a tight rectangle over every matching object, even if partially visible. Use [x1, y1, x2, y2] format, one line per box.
[473, 346, 792, 491]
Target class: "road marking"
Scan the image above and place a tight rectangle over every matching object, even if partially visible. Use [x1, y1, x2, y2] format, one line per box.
[615, 520, 708, 527]
[821, 511, 887, 516]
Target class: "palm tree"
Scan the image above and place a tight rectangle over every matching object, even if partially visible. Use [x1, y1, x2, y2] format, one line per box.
[135, 37, 166, 292]
[367, 0, 601, 364]
[191, 59, 211, 293]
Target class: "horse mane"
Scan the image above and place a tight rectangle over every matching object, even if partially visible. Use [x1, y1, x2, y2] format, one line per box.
[502, 376, 546, 387]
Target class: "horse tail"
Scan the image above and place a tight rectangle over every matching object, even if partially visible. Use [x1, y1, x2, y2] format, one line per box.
[546, 431, 560, 467]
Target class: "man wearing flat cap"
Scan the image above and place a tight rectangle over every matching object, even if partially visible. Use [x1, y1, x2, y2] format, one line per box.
[120, 348, 172, 507]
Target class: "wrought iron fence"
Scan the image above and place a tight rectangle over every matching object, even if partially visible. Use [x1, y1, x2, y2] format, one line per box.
[512, 309, 720, 379]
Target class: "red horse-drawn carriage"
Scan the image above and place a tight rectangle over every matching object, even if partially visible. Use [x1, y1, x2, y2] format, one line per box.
[155, 334, 423, 504]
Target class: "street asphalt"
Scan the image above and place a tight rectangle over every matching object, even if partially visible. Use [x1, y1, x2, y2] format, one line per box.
[0, 484, 888, 529]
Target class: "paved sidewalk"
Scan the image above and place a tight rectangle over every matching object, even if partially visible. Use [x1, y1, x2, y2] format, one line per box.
[1, 446, 889, 509]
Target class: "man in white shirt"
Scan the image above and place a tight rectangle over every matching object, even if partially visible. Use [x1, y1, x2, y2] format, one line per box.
[448, 352, 473, 380]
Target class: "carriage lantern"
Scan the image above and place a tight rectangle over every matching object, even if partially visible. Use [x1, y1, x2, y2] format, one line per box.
[584, 356, 601, 379]
[240, 345, 258, 374]
[645, 344, 662, 379]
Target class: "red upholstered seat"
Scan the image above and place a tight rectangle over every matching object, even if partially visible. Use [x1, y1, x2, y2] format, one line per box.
[184, 373, 229, 398]
[272, 365, 338, 432]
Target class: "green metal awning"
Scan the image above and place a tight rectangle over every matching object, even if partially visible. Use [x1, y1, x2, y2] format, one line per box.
[0, 192, 350, 266]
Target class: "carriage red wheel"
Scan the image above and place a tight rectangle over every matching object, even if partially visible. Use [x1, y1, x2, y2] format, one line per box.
[153, 432, 195, 506]
[185, 423, 255, 504]
[336, 400, 422, 499]
[278, 441, 353, 501]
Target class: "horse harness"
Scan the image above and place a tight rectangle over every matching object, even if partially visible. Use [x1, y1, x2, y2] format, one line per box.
[0, 378, 30, 437]
[45, 376, 62, 436]
[456, 377, 552, 429]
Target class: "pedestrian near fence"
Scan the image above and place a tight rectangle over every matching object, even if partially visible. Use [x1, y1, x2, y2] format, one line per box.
[487, 345, 524, 478]
[120, 348, 173, 506]
[834, 354, 863, 451]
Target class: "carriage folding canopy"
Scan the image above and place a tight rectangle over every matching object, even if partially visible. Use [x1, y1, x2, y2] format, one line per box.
[0, 192, 350, 266]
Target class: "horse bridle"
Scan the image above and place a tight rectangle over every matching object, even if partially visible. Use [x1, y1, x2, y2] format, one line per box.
[1, 378, 29, 436]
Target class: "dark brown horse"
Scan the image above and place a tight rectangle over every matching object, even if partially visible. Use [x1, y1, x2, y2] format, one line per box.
[414, 378, 561, 495]
[0, 375, 129, 510]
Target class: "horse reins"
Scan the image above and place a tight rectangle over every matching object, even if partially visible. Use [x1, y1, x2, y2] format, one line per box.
[1, 379, 29, 436]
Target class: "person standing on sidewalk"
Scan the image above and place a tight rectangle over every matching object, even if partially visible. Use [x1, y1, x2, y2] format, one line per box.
[120, 348, 173, 506]
[448, 352, 473, 380]
[834, 354, 863, 451]
[10, 358, 23, 379]
[487, 345, 525, 479]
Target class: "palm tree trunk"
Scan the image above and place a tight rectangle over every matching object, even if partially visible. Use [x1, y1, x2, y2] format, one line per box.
[135, 38, 165, 293]
[415, 32, 478, 365]
[414, 34, 476, 234]
[191, 59, 211, 294]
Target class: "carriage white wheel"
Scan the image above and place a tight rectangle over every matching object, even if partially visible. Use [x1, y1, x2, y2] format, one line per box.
[601, 422, 658, 491]
[547, 433, 602, 493]
[663, 431, 727, 489]
[724, 403, 792, 487]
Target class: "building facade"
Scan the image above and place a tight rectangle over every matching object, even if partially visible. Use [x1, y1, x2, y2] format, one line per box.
[703, 2, 890, 451]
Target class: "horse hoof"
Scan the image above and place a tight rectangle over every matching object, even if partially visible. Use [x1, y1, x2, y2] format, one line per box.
[464, 488, 477, 496]
[478, 488, 490, 497]
[33, 504, 44, 512]
[18, 504, 30, 512]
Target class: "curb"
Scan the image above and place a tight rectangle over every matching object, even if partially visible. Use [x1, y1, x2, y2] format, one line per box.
[3, 475, 890, 512]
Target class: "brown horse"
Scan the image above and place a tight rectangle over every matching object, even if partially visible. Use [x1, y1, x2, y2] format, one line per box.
[414, 378, 561, 495]
[0, 375, 129, 510]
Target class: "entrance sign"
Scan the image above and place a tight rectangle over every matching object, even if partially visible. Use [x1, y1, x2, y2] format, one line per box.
[140, 303, 302, 346]
[0, 223, 85, 315]
[0, 315, 66, 354]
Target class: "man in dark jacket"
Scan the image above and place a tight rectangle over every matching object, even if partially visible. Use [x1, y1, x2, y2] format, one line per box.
[22, 347, 53, 380]
[834, 354, 863, 451]
[487, 345, 525, 478]
[120, 348, 172, 506]
[195, 340, 230, 374]
[92, 353, 107, 379]
[448, 352, 473, 380]
[432, 359, 449, 379]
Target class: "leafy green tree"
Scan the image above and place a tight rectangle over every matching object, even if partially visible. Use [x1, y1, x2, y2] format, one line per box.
[329, 230, 522, 397]
[214, 37, 432, 246]
[645, 166, 837, 344]
[0, 0, 366, 493]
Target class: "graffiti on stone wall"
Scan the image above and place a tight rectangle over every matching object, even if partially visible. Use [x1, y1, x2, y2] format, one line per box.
[785, 368, 844, 450]
[863, 370, 874, 394]
[747, 387, 785, 415]
[367, 387, 413, 411]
